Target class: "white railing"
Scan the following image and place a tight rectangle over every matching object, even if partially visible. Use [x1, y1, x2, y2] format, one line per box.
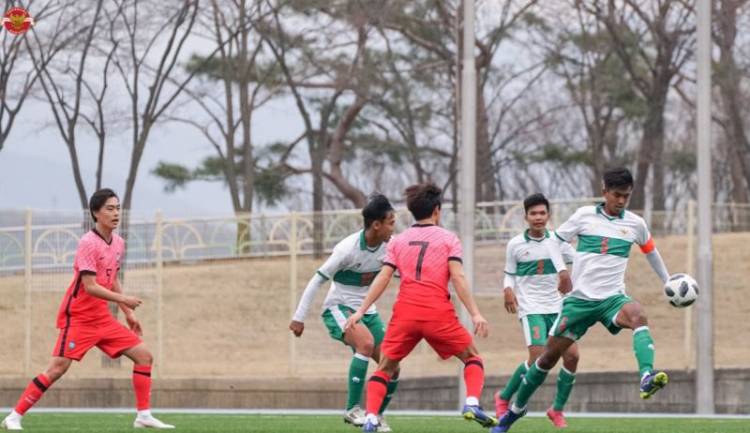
[0, 200, 748, 378]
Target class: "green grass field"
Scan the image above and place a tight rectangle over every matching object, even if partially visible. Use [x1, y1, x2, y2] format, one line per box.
[13, 413, 750, 433]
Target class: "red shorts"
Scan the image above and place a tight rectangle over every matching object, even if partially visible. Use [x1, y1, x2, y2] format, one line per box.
[53, 319, 141, 361]
[380, 317, 473, 361]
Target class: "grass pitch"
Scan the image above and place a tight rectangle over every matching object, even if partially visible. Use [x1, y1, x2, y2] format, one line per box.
[14, 413, 750, 432]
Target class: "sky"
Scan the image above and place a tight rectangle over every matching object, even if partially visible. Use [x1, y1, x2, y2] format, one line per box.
[0, 91, 303, 217]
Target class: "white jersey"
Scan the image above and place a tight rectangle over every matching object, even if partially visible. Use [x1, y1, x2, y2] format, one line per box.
[554, 204, 652, 301]
[292, 230, 385, 322]
[504, 230, 575, 318]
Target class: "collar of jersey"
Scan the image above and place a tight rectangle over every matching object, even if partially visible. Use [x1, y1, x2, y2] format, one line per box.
[596, 203, 624, 220]
[91, 228, 113, 245]
[359, 230, 381, 252]
[524, 229, 549, 242]
[412, 223, 435, 227]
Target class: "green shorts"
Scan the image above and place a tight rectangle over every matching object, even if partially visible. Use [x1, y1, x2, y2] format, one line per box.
[550, 294, 633, 341]
[321, 305, 386, 347]
[520, 313, 559, 346]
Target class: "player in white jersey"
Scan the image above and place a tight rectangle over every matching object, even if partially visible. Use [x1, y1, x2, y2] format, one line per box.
[493, 194, 578, 428]
[495, 168, 673, 432]
[289, 195, 397, 431]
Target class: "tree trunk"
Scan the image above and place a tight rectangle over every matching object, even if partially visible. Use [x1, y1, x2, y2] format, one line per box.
[716, 0, 750, 203]
[631, 84, 668, 211]
[475, 84, 496, 202]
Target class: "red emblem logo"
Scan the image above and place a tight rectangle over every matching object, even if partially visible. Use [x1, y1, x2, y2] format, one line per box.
[3, 7, 34, 35]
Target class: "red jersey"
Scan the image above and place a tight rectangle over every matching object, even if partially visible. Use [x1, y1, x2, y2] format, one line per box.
[384, 224, 463, 320]
[56, 229, 124, 329]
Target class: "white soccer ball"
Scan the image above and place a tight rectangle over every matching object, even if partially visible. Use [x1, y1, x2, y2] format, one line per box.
[663, 273, 699, 308]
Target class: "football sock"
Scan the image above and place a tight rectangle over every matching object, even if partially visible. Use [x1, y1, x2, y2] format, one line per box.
[347, 353, 369, 410]
[463, 356, 484, 403]
[379, 375, 399, 414]
[499, 361, 528, 401]
[365, 370, 390, 416]
[14, 374, 51, 415]
[633, 326, 655, 377]
[514, 360, 549, 410]
[553, 367, 576, 411]
[132, 365, 152, 411]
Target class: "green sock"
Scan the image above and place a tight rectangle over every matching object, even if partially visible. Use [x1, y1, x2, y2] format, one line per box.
[499, 362, 528, 401]
[379, 377, 399, 414]
[347, 354, 369, 410]
[633, 326, 655, 377]
[553, 368, 576, 411]
[514, 361, 549, 409]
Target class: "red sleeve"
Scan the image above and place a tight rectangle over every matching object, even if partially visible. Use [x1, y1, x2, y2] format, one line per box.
[383, 238, 397, 269]
[448, 233, 463, 262]
[76, 238, 98, 274]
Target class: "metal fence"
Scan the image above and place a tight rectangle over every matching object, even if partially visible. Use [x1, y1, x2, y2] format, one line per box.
[0, 200, 748, 379]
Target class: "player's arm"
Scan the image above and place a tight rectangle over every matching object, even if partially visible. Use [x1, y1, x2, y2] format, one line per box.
[343, 265, 395, 332]
[552, 212, 582, 294]
[112, 273, 143, 336]
[289, 272, 329, 337]
[640, 235, 670, 284]
[547, 240, 573, 294]
[450, 260, 489, 338]
[81, 273, 141, 309]
[503, 242, 518, 314]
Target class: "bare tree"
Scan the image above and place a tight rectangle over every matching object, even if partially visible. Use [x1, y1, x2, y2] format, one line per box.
[0, 0, 75, 152]
[27, 0, 106, 208]
[715, 0, 750, 203]
[584, 0, 694, 211]
[107, 0, 201, 212]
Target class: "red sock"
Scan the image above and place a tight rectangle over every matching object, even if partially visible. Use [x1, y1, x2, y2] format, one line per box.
[15, 374, 51, 415]
[132, 365, 152, 411]
[366, 370, 391, 415]
[464, 356, 484, 400]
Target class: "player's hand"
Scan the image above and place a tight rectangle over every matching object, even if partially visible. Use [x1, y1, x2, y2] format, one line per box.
[503, 287, 518, 314]
[344, 311, 364, 332]
[558, 270, 572, 295]
[122, 295, 142, 310]
[471, 313, 489, 338]
[126, 314, 143, 336]
[289, 320, 305, 337]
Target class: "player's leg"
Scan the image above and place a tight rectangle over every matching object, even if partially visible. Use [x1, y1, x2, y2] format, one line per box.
[342, 320, 376, 424]
[1, 356, 73, 430]
[496, 315, 546, 416]
[611, 300, 668, 399]
[547, 342, 579, 428]
[493, 336, 572, 433]
[120, 343, 173, 429]
[362, 355, 401, 432]
[362, 320, 419, 432]
[422, 317, 495, 428]
[370, 346, 398, 433]
[496, 296, 598, 433]
[365, 313, 398, 432]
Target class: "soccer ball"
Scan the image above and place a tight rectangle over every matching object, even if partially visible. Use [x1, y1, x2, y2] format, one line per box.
[663, 273, 699, 308]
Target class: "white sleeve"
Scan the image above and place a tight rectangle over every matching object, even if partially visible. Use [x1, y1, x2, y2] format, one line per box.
[554, 208, 583, 242]
[561, 241, 576, 264]
[546, 239, 568, 273]
[292, 273, 328, 322]
[292, 243, 349, 322]
[503, 241, 517, 289]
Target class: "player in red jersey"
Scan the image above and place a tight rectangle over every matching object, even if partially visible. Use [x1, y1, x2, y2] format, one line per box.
[344, 182, 497, 432]
[1, 189, 174, 430]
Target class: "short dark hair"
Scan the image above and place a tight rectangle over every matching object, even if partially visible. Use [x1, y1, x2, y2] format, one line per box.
[603, 167, 634, 190]
[405, 182, 442, 220]
[89, 188, 119, 222]
[362, 194, 394, 229]
[523, 193, 549, 214]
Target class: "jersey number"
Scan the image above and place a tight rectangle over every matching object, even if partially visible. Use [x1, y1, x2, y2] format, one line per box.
[408, 241, 429, 281]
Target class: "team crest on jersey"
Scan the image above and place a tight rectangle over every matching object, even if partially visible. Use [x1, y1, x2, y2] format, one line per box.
[620, 229, 630, 236]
